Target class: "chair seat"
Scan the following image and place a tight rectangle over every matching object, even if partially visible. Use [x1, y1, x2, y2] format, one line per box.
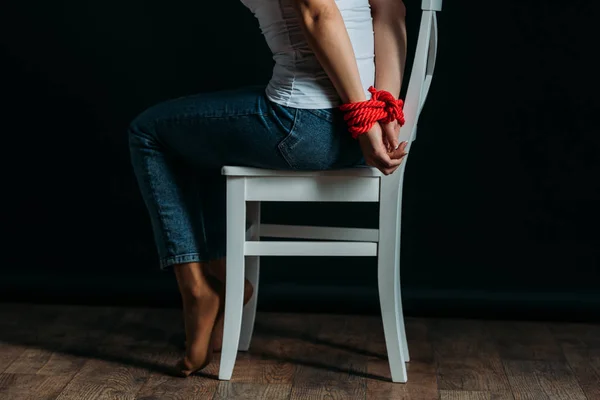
[222, 165, 382, 178]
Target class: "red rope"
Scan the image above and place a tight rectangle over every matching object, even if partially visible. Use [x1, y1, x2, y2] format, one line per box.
[339, 86, 406, 139]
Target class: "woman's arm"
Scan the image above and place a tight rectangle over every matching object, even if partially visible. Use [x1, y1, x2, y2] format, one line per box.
[369, 0, 407, 151]
[369, 0, 407, 99]
[292, 0, 407, 175]
[291, 0, 367, 104]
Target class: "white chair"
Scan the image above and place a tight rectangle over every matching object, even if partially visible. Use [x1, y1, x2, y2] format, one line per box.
[218, 0, 442, 383]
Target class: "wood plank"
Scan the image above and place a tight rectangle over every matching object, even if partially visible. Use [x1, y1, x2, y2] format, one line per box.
[4, 348, 54, 374]
[0, 304, 126, 399]
[487, 321, 564, 361]
[289, 314, 367, 400]
[363, 316, 435, 363]
[101, 307, 184, 350]
[403, 318, 436, 363]
[547, 321, 600, 348]
[432, 317, 511, 394]
[209, 312, 298, 384]
[43, 305, 129, 350]
[439, 390, 514, 400]
[560, 344, 600, 400]
[310, 313, 372, 356]
[4, 303, 600, 400]
[0, 343, 27, 374]
[489, 393, 515, 400]
[366, 359, 438, 399]
[56, 359, 148, 400]
[437, 357, 511, 392]
[130, 305, 222, 398]
[213, 383, 292, 400]
[1, 305, 125, 378]
[210, 352, 296, 384]
[36, 351, 89, 377]
[364, 315, 438, 399]
[92, 306, 202, 399]
[53, 327, 178, 400]
[134, 347, 219, 400]
[503, 360, 588, 400]
[429, 318, 499, 359]
[440, 390, 491, 400]
[440, 390, 514, 400]
[0, 303, 65, 374]
[0, 372, 72, 400]
[199, 312, 301, 384]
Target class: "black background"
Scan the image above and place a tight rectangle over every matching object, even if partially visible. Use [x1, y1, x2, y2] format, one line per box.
[1, 0, 598, 321]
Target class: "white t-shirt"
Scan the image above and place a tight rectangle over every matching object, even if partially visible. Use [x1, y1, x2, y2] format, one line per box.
[240, 0, 375, 109]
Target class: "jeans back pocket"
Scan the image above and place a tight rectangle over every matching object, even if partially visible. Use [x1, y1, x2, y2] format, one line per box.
[276, 107, 362, 170]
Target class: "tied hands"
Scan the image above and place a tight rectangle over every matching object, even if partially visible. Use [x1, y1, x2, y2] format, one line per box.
[357, 119, 407, 176]
[340, 86, 408, 176]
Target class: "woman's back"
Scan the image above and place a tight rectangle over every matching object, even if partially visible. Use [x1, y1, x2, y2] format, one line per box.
[240, 0, 375, 109]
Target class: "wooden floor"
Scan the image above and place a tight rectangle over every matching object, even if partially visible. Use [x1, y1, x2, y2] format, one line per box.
[0, 303, 598, 400]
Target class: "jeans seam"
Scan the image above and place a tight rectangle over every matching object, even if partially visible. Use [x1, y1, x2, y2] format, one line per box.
[277, 108, 300, 169]
[159, 252, 203, 270]
[130, 128, 173, 257]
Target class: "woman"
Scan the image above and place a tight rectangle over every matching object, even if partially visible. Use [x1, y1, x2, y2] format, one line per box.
[128, 0, 408, 377]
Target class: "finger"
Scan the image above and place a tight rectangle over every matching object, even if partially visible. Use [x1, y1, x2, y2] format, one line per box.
[389, 146, 408, 160]
[393, 140, 408, 152]
[382, 137, 392, 153]
[389, 152, 407, 161]
[383, 126, 400, 151]
[375, 152, 403, 168]
[379, 124, 390, 151]
[392, 121, 401, 148]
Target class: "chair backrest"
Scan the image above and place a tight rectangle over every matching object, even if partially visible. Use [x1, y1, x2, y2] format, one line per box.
[400, 0, 442, 144]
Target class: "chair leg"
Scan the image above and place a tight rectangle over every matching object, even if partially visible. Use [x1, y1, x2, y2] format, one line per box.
[239, 201, 261, 351]
[239, 255, 259, 351]
[395, 264, 410, 364]
[395, 191, 410, 363]
[219, 177, 246, 381]
[378, 178, 408, 383]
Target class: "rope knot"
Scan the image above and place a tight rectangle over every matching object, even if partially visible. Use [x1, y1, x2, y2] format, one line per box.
[339, 86, 406, 139]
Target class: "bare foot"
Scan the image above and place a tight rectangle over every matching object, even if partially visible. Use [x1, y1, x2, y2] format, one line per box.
[174, 265, 221, 377]
[183, 278, 254, 353]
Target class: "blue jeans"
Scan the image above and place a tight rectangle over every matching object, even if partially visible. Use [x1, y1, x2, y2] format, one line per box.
[128, 85, 364, 270]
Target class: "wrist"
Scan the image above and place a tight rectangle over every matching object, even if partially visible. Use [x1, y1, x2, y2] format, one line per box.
[338, 86, 404, 139]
